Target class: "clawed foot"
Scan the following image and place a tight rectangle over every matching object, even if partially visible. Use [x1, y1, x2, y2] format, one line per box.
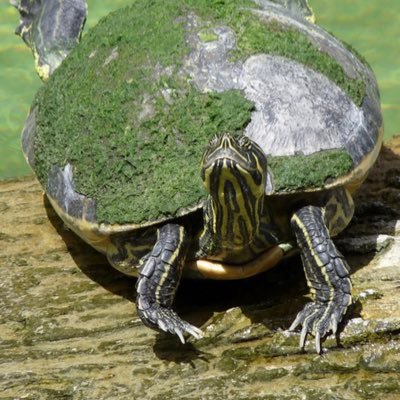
[288, 300, 347, 354]
[137, 303, 203, 344]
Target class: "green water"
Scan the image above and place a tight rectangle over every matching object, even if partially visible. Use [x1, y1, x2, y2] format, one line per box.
[312, 0, 400, 140]
[0, 0, 133, 179]
[0, 0, 398, 179]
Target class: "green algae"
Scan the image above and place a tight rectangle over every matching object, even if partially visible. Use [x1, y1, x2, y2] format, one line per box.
[33, 0, 364, 224]
[34, 1, 254, 224]
[245, 367, 289, 382]
[234, 20, 366, 105]
[186, 0, 366, 104]
[269, 149, 354, 191]
[199, 29, 219, 42]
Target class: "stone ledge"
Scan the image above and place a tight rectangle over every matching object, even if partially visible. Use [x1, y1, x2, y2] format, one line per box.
[1, 137, 400, 399]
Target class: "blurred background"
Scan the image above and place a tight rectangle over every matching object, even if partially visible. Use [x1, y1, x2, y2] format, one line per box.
[0, 0, 399, 179]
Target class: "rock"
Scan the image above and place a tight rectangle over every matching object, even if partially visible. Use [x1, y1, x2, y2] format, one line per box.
[1, 137, 400, 399]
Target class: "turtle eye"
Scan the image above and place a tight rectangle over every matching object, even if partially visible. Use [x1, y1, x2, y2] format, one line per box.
[238, 136, 250, 147]
[251, 169, 263, 186]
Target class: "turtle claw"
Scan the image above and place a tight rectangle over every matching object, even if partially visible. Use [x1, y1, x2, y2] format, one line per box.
[299, 324, 309, 350]
[174, 327, 186, 344]
[138, 303, 203, 343]
[289, 301, 344, 354]
[173, 324, 203, 344]
[185, 324, 204, 340]
[315, 332, 322, 355]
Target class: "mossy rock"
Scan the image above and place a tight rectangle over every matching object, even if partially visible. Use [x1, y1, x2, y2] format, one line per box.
[23, 0, 382, 224]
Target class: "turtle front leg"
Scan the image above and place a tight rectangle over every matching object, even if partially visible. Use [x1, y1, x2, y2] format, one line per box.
[289, 206, 352, 354]
[136, 223, 203, 343]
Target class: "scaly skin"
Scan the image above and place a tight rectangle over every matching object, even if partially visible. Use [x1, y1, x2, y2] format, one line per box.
[136, 224, 203, 343]
[290, 205, 352, 354]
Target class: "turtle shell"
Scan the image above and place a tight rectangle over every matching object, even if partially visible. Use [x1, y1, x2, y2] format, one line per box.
[22, 0, 382, 248]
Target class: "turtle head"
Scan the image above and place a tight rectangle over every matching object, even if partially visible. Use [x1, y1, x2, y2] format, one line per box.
[200, 134, 268, 250]
[201, 133, 267, 200]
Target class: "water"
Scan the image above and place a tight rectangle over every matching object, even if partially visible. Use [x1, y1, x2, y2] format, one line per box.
[0, 0, 133, 179]
[0, 0, 398, 179]
[312, 0, 400, 141]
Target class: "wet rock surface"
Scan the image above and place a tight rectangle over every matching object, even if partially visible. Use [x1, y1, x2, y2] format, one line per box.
[1, 137, 400, 399]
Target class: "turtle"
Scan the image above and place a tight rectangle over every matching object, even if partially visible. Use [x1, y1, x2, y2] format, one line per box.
[14, 0, 383, 353]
